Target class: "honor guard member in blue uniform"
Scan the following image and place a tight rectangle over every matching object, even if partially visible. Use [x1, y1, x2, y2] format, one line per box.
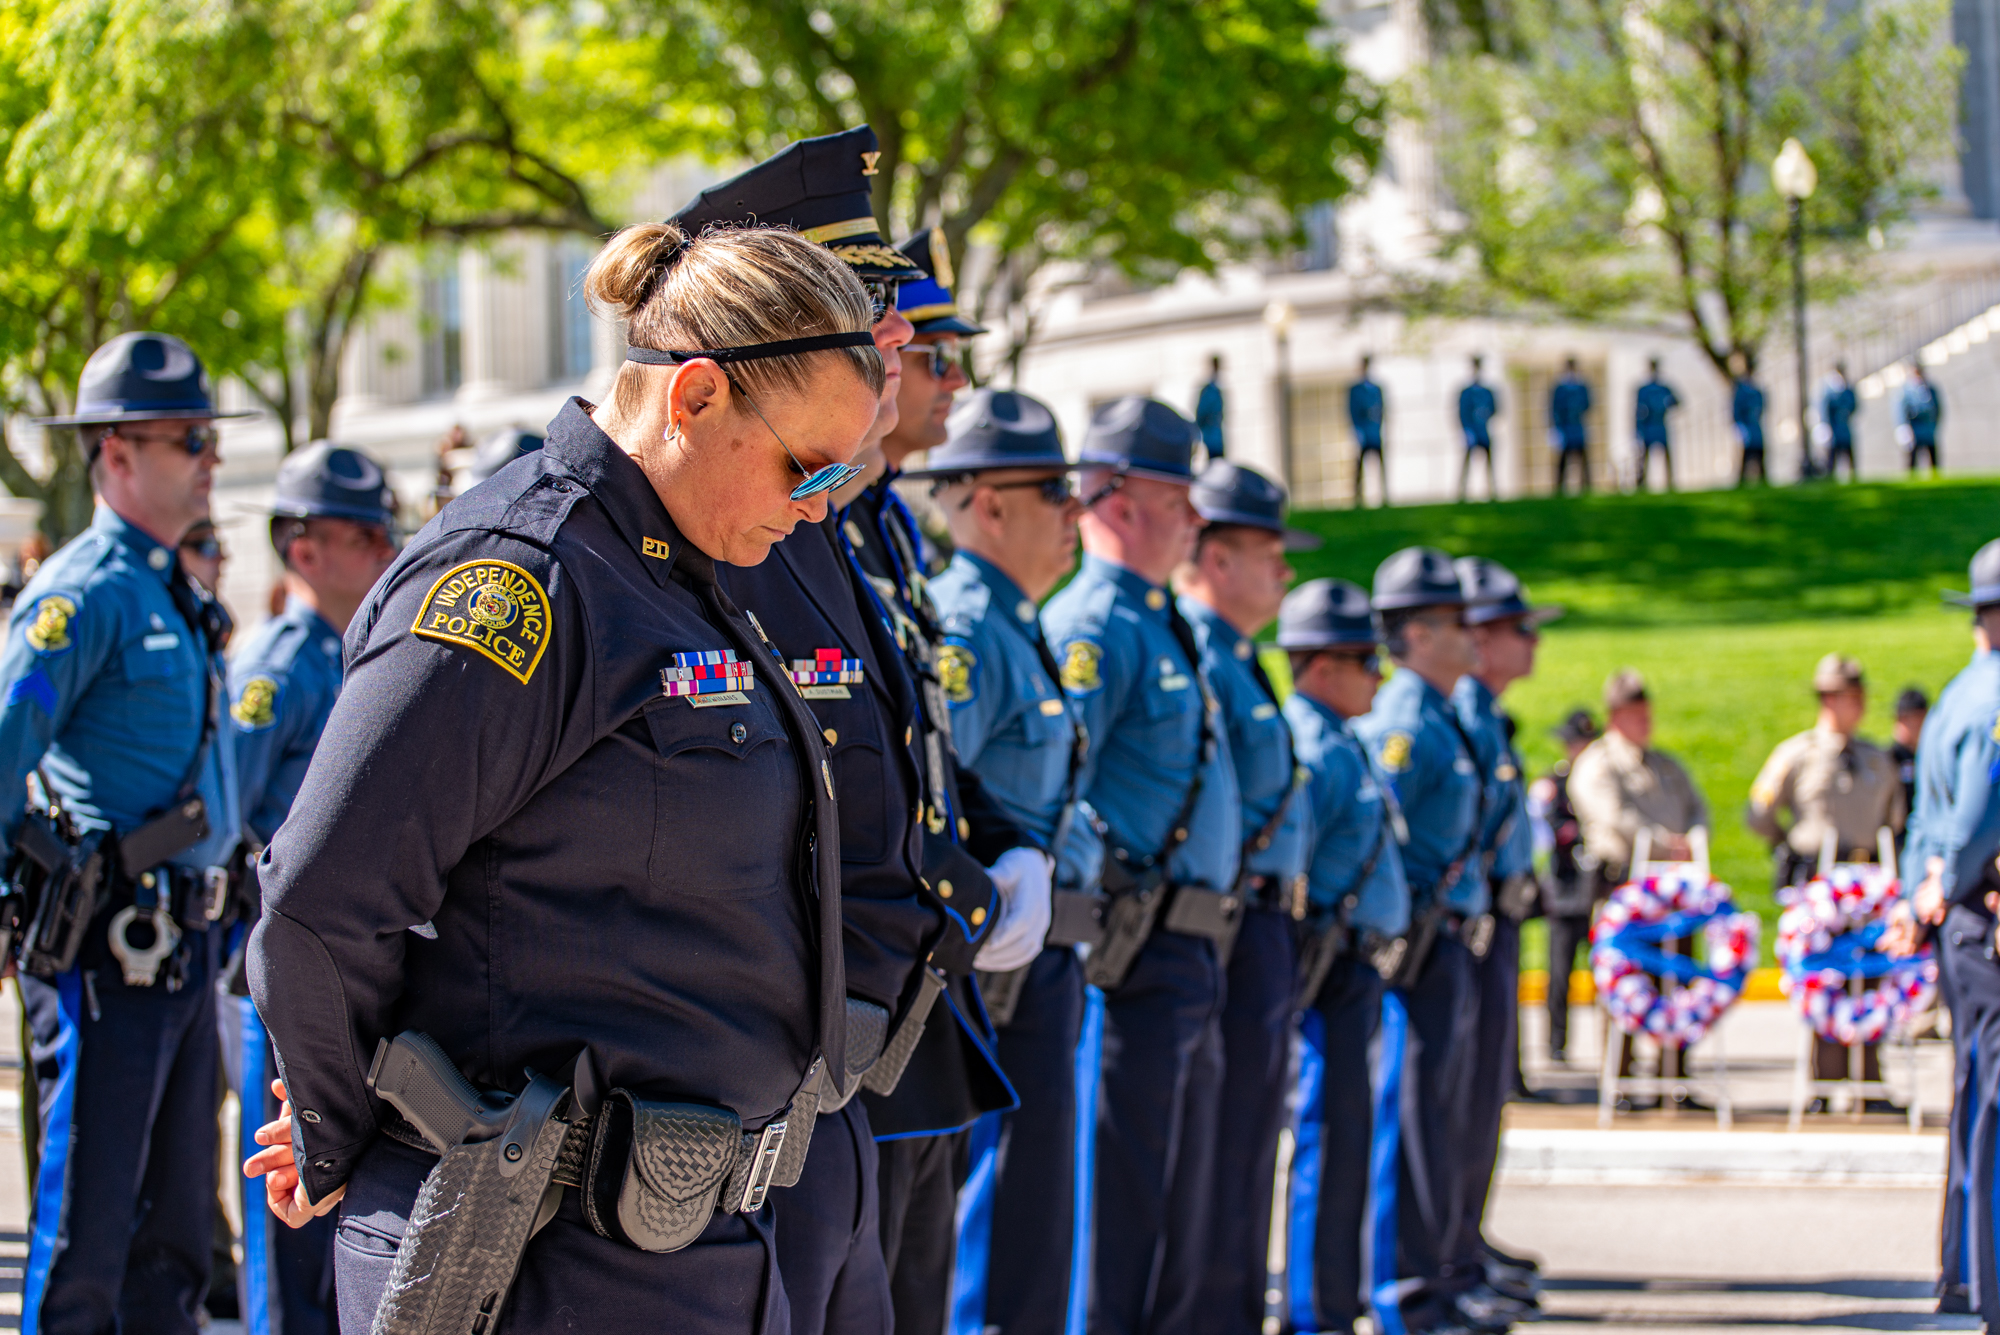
[10, 331, 245, 1334]
[1457, 358, 1500, 503]
[1887, 538, 2000, 1322]
[1549, 359, 1591, 496]
[1045, 396, 1243, 1335]
[682, 128, 1022, 1335]
[1197, 356, 1227, 459]
[1730, 357, 1767, 485]
[1897, 363, 1943, 476]
[1349, 357, 1387, 506]
[1447, 559, 1558, 1323]
[908, 388, 1088, 1335]
[1180, 460, 1316, 1335]
[241, 222, 878, 1334]
[845, 225, 1049, 1335]
[1276, 579, 1410, 1335]
[1819, 365, 1858, 483]
[1354, 547, 1484, 1335]
[225, 440, 397, 1335]
[1633, 359, 1678, 491]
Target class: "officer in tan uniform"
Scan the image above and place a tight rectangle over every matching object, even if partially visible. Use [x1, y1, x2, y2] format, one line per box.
[1748, 653, 1905, 1095]
[1568, 667, 1709, 1094]
[1746, 654, 1905, 889]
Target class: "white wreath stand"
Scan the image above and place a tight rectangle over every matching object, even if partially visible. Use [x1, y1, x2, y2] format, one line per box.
[1597, 826, 1735, 1128]
[1784, 828, 1924, 1133]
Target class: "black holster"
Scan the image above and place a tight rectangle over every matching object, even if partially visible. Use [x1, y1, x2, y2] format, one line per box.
[1162, 884, 1244, 964]
[976, 964, 1032, 1029]
[1385, 905, 1443, 991]
[1085, 858, 1167, 991]
[6, 808, 108, 978]
[1293, 917, 1348, 1011]
[1047, 889, 1106, 948]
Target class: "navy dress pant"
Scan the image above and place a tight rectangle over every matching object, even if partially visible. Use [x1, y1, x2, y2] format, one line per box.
[1393, 935, 1471, 1331]
[333, 1135, 789, 1334]
[773, 1101, 893, 1335]
[1195, 907, 1297, 1335]
[22, 923, 221, 1335]
[1093, 928, 1226, 1335]
[1290, 953, 1386, 1335]
[1940, 905, 2000, 1324]
[985, 946, 1087, 1335]
[876, 1128, 967, 1335]
[1448, 915, 1519, 1287]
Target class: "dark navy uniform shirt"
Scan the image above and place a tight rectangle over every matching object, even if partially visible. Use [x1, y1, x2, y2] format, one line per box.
[1635, 379, 1678, 446]
[1045, 554, 1240, 892]
[251, 399, 845, 1204]
[1348, 380, 1385, 450]
[1355, 667, 1480, 911]
[1286, 692, 1410, 937]
[1458, 382, 1498, 449]
[230, 596, 345, 846]
[1733, 378, 1766, 450]
[1183, 597, 1307, 887]
[1821, 381, 1858, 448]
[1551, 377, 1591, 451]
[0, 505, 238, 869]
[1905, 649, 2000, 908]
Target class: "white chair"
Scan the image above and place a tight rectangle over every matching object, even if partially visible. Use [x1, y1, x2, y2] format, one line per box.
[1597, 826, 1734, 1128]
[1784, 828, 1923, 1133]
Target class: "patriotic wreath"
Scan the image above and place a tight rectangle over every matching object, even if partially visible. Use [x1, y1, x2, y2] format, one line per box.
[1591, 871, 1759, 1046]
[1775, 866, 1936, 1045]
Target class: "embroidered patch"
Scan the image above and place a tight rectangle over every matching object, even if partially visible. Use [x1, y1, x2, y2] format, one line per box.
[642, 537, 671, 560]
[662, 649, 756, 698]
[411, 560, 551, 684]
[24, 595, 75, 654]
[790, 649, 864, 687]
[937, 642, 977, 705]
[232, 675, 279, 730]
[1379, 731, 1413, 772]
[1060, 640, 1103, 695]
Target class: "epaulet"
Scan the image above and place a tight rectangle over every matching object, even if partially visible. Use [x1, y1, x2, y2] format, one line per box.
[938, 577, 991, 638]
[238, 613, 315, 678]
[441, 460, 583, 549]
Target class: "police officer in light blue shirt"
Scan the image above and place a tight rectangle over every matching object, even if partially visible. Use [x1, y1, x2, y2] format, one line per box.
[1354, 546, 1484, 1335]
[1448, 558, 1559, 1324]
[907, 387, 1086, 1335]
[1045, 396, 1241, 1335]
[224, 439, 397, 1335]
[1278, 577, 1409, 1335]
[1180, 460, 1317, 1335]
[12, 331, 244, 1334]
[1550, 358, 1591, 495]
[1888, 538, 2000, 1322]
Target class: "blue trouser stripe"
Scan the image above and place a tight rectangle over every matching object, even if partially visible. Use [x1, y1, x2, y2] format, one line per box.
[1366, 993, 1409, 1335]
[23, 970, 83, 1335]
[1967, 1034, 1979, 1292]
[1288, 1010, 1327, 1332]
[241, 997, 274, 1335]
[1067, 983, 1106, 1335]
[948, 1111, 1004, 1335]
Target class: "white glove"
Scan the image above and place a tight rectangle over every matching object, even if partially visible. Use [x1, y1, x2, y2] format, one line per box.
[974, 846, 1054, 972]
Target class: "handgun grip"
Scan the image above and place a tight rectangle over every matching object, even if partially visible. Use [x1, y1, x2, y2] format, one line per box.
[367, 1031, 510, 1152]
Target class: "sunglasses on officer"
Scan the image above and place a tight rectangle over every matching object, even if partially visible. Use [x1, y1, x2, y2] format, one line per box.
[179, 532, 224, 561]
[1323, 649, 1383, 676]
[903, 342, 964, 379]
[861, 279, 902, 326]
[731, 377, 866, 501]
[954, 474, 1075, 509]
[98, 422, 219, 458]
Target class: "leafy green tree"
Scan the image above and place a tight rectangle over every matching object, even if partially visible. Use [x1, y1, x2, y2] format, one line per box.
[1419, 0, 1959, 379]
[579, 0, 1383, 367]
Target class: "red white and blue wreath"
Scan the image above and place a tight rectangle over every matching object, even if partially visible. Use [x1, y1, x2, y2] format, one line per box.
[1591, 870, 1759, 1046]
[1776, 866, 1936, 1045]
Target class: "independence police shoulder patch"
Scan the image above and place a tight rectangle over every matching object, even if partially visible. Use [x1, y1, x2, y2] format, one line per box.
[231, 674, 279, 730]
[24, 594, 76, 654]
[937, 640, 977, 705]
[1059, 639, 1103, 695]
[411, 559, 551, 684]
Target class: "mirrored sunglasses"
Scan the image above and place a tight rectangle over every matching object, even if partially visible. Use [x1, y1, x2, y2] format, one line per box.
[861, 279, 902, 325]
[733, 379, 864, 501]
[110, 423, 219, 456]
[979, 475, 1074, 506]
[906, 343, 963, 379]
[179, 535, 223, 560]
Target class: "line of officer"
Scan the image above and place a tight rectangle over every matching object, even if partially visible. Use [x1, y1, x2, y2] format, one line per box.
[1353, 547, 1484, 1335]
[223, 440, 397, 1334]
[8, 332, 244, 1333]
[1457, 359, 1499, 503]
[1447, 559, 1554, 1324]
[1179, 460, 1316, 1335]
[849, 223, 1051, 1335]
[1888, 538, 2000, 1321]
[245, 220, 876, 1332]
[1633, 359, 1678, 491]
[686, 128, 1037, 1335]
[1277, 577, 1408, 1335]
[1044, 396, 1242, 1335]
[909, 388, 1088, 1335]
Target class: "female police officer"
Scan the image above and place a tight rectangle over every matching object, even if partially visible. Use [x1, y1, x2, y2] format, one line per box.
[241, 220, 884, 1334]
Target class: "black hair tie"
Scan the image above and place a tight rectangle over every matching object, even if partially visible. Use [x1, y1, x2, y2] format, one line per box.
[623, 332, 878, 365]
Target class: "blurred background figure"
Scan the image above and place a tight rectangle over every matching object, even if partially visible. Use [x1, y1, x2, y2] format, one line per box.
[468, 425, 546, 486]
[1633, 358, 1678, 492]
[1730, 354, 1767, 486]
[1898, 362, 1942, 476]
[1892, 686, 1928, 842]
[1819, 363, 1858, 482]
[1197, 354, 1226, 460]
[1458, 354, 1500, 502]
[177, 518, 225, 595]
[1349, 354, 1386, 506]
[1530, 708, 1600, 1064]
[1550, 356, 1592, 495]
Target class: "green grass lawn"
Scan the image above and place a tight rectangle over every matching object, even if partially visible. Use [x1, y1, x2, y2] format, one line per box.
[1267, 477, 2000, 961]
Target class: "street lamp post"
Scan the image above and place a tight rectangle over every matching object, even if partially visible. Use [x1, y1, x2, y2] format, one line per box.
[1773, 137, 1818, 481]
[1264, 300, 1296, 488]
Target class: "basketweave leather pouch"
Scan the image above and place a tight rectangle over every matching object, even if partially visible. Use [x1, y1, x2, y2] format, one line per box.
[584, 1091, 741, 1253]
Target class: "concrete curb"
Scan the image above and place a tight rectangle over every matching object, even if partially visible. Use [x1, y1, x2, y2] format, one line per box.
[1497, 1128, 1946, 1187]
